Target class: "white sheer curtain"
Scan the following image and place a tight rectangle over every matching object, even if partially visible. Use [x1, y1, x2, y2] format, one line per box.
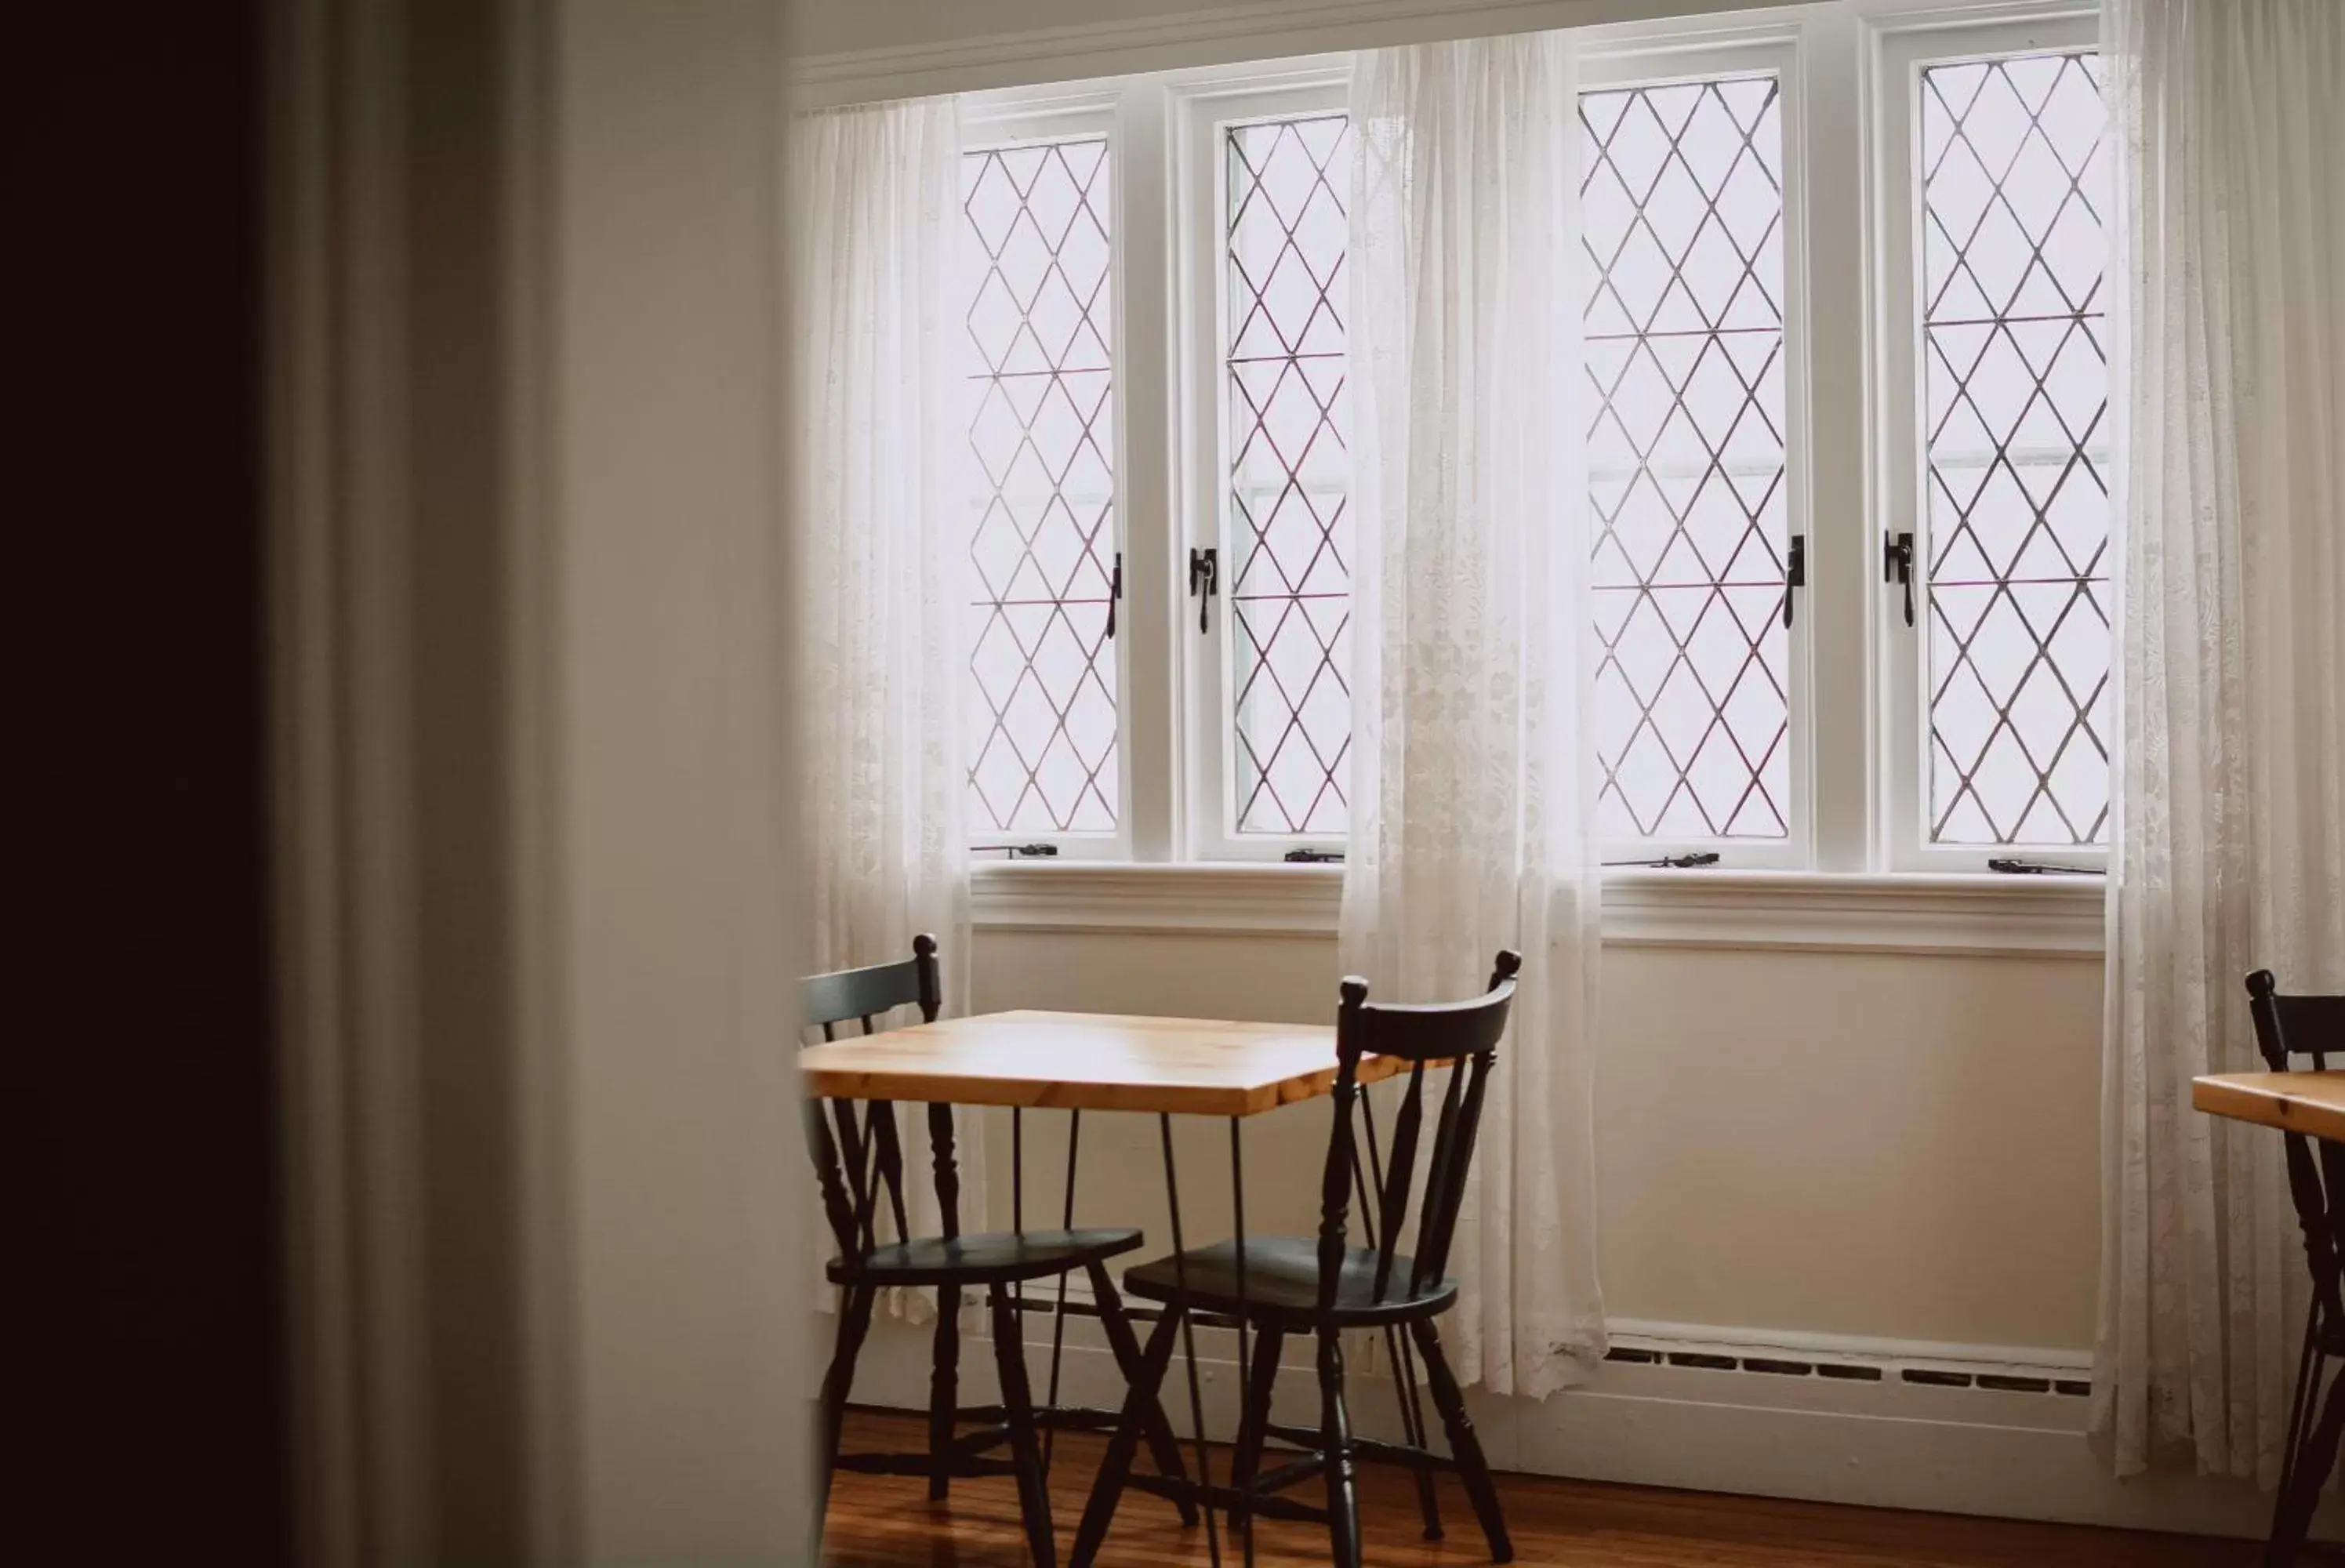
[1339, 31, 1608, 1399]
[2093, 0, 2345, 1483]
[790, 96, 982, 1304]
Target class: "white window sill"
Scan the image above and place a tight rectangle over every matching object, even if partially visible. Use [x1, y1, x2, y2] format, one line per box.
[968, 861, 2105, 956]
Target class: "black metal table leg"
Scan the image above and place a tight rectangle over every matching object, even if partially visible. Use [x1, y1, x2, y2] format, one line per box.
[1161, 1112, 1225, 1568]
[1043, 1109, 1083, 1475]
[1230, 1116, 1255, 1568]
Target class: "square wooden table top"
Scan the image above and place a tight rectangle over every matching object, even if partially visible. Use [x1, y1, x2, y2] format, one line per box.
[798, 1008, 1418, 1118]
[2193, 1070, 2345, 1143]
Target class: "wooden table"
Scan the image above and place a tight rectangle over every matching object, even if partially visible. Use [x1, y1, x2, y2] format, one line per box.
[799, 1007, 1425, 1116]
[803, 1010, 1414, 1568]
[2194, 1070, 2345, 1566]
[2193, 1071, 2345, 1143]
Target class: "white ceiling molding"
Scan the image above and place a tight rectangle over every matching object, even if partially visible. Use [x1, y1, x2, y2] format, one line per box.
[788, 0, 1809, 108]
[971, 862, 2106, 955]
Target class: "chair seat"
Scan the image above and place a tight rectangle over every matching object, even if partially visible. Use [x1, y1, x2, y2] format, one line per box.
[829, 1226, 1143, 1287]
[1123, 1236, 1457, 1326]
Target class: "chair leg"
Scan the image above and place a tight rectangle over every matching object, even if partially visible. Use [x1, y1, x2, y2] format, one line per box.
[1316, 1323, 1362, 1568]
[1071, 1308, 1182, 1568]
[989, 1285, 1058, 1567]
[2270, 1344, 2345, 1566]
[1229, 1320, 1285, 1534]
[1410, 1316, 1512, 1564]
[819, 1285, 877, 1524]
[1086, 1264, 1198, 1526]
[928, 1286, 960, 1502]
[1387, 1323, 1443, 1541]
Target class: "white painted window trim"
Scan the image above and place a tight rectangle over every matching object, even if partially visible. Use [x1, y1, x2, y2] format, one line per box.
[969, 859, 2103, 954]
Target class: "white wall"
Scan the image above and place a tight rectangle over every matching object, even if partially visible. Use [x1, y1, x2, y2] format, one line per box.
[551, 0, 815, 1561]
[966, 929, 2102, 1352]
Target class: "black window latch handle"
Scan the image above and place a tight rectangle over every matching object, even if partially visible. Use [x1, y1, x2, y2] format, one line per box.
[1105, 550, 1123, 639]
[1884, 531, 1915, 628]
[1188, 546, 1218, 633]
[1783, 533, 1806, 629]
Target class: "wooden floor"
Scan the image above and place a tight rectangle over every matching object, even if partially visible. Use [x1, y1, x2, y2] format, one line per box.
[824, 1410, 2252, 1566]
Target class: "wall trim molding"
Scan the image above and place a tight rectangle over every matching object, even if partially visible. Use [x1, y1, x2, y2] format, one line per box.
[1599, 868, 2106, 956]
[971, 862, 1343, 937]
[970, 862, 2106, 956]
[788, 0, 1806, 107]
[841, 1308, 2313, 1541]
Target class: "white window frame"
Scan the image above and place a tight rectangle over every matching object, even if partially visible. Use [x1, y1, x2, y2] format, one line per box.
[1868, 5, 2108, 873]
[1578, 24, 1817, 870]
[1172, 61, 1353, 862]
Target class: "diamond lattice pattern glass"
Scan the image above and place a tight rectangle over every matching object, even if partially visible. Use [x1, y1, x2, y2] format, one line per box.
[1584, 77, 1789, 841]
[1225, 116, 1353, 837]
[963, 138, 1118, 835]
[1919, 53, 2110, 847]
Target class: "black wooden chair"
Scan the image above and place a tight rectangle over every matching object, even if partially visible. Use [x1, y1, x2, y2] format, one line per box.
[805, 935, 1195, 1564]
[2245, 969, 2345, 1560]
[1076, 950, 1524, 1568]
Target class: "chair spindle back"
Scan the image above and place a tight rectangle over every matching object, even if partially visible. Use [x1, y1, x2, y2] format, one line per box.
[1316, 951, 1522, 1316]
[803, 935, 950, 1260]
[2246, 969, 2345, 1334]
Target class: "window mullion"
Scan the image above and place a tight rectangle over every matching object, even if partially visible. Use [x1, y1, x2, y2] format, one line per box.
[1113, 83, 1180, 862]
[1800, 9, 1875, 872]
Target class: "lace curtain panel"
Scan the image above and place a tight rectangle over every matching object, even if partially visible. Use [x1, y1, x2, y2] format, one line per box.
[2093, 0, 2345, 1483]
[1339, 31, 1609, 1399]
[790, 96, 981, 1308]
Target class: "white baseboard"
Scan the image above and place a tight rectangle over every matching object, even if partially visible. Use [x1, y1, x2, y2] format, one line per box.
[833, 1307, 2333, 1543]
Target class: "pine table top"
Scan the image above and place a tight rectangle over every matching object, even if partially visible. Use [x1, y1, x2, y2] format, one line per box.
[2193, 1071, 2345, 1143]
[798, 1008, 1421, 1118]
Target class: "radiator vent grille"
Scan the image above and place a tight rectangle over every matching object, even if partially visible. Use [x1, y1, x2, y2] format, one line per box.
[1604, 1343, 2088, 1397]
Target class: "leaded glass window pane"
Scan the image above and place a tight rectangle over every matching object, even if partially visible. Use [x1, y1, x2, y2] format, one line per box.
[1583, 76, 1790, 841]
[1919, 53, 2111, 846]
[963, 137, 1119, 835]
[1225, 114, 1353, 837]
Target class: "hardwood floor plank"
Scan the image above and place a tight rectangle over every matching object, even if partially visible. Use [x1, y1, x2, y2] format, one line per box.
[824, 1409, 2253, 1566]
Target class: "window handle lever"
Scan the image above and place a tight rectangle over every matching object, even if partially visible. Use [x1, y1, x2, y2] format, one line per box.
[1188, 546, 1218, 633]
[1884, 531, 1915, 628]
[1782, 534, 1806, 630]
[1105, 550, 1123, 640]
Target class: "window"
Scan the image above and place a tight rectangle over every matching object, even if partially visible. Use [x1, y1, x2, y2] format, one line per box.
[1180, 69, 1354, 861]
[956, 2, 2111, 875]
[1878, 13, 2111, 869]
[1222, 114, 1356, 837]
[1913, 52, 2111, 848]
[1582, 73, 1792, 846]
[962, 132, 1121, 840]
